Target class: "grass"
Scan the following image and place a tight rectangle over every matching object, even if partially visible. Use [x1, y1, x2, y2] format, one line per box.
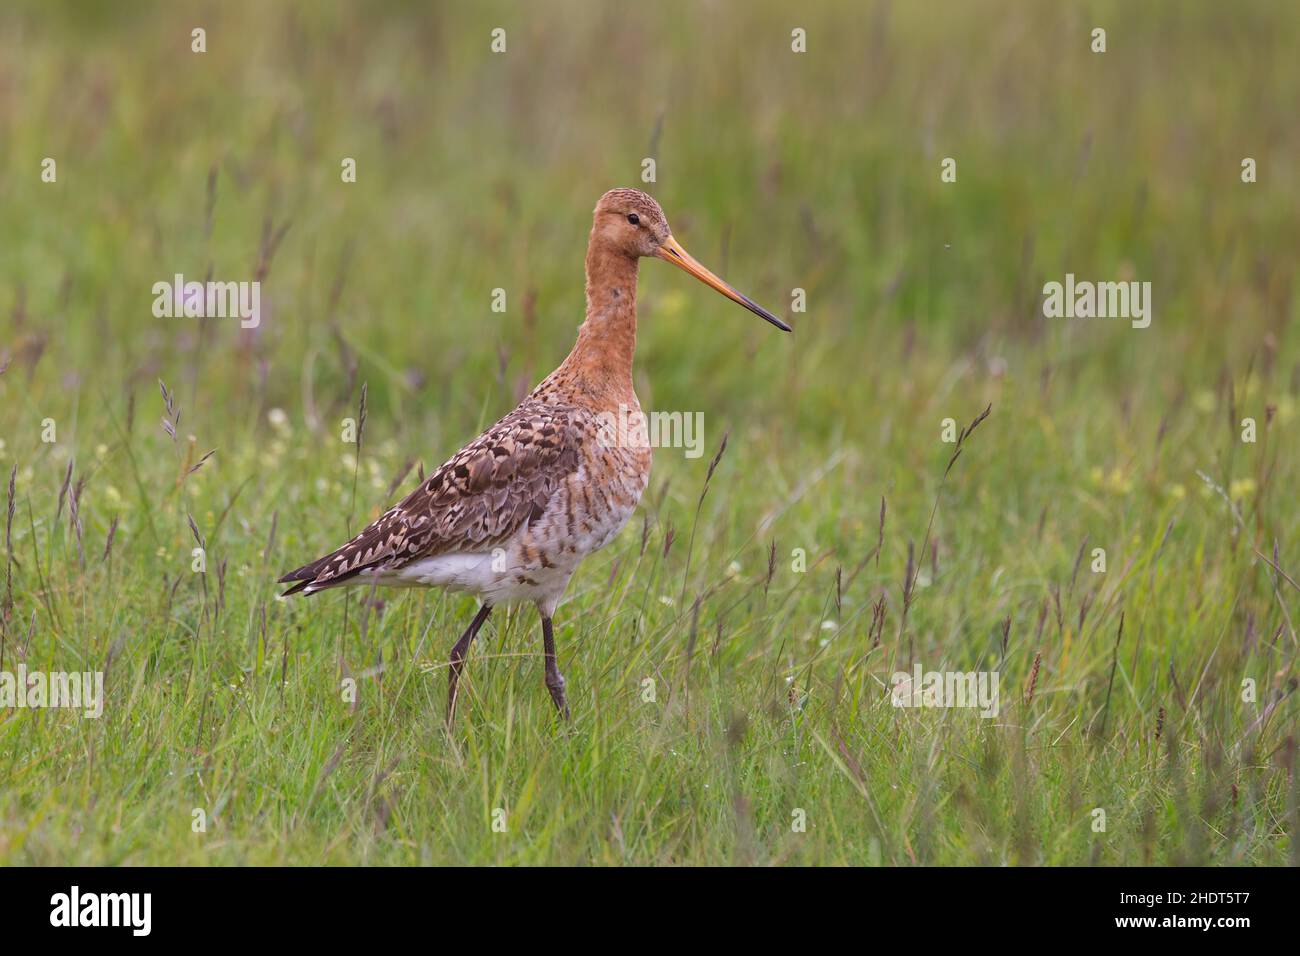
[0, 0, 1298, 865]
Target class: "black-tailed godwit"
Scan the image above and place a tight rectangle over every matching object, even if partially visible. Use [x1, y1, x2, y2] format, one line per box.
[279, 188, 789, 721]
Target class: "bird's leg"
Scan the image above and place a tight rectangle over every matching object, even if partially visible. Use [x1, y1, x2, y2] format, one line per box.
[540, 614, 570, 720]
[447, 603, 493, 723]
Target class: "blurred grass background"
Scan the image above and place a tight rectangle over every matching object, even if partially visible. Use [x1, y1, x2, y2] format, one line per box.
[0, 0, 1297, 864]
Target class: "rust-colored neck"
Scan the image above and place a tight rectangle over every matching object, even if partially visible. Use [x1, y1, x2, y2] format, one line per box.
[541, 234, 640, 409]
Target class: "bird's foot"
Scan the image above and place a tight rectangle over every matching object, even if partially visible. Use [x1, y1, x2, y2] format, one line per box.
[545, 672, 570, 721]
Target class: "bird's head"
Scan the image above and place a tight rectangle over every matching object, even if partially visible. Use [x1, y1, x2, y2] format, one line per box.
[592, 187, 791, 332]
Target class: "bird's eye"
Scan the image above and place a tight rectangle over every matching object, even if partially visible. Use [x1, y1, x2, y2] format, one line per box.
[627, 213, 640, 225]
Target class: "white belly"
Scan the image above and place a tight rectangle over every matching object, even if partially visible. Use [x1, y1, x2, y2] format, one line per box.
[382, 550, 568, 605]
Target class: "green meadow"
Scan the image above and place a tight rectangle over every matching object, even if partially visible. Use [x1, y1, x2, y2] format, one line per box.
[0, 0, 1297, 864]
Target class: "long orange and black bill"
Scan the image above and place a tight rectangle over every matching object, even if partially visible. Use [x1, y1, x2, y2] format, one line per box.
[656, 235, 791, 332]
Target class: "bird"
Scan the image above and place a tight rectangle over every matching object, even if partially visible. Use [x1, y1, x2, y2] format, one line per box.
[278, 188, 789, 722]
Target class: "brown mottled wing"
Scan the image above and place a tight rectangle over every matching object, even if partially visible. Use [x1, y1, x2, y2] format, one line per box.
[279, 401, 583, 595]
